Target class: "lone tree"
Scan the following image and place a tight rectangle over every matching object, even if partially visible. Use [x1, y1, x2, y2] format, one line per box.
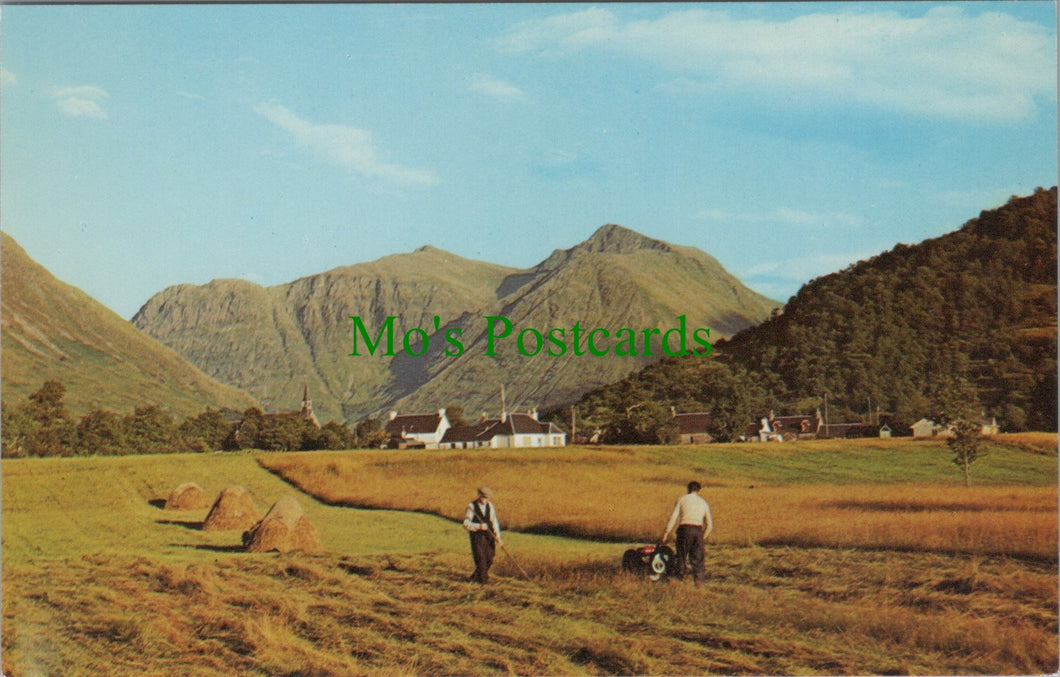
[948, 419, 988, 488]
[929, 375, 988, 488]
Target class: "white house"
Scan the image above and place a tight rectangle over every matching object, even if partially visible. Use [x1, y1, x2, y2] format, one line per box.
[911, 416, 999, 438]
[385, 409, 450, 449]
[439, 409, 566, 449]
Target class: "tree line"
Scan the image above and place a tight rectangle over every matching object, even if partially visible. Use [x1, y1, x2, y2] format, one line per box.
[0, 380, 389, 458]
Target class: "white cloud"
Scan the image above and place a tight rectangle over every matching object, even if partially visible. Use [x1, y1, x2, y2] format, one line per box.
[51, 85, 108, 119]
[498, 6, 1056, 122]
[177, 90, 204, 100]
[0, 67, 16, 87]
[700, 207, 863, 229]
[469, 73, 526, 101]
[497, 8, 618, 56]
[254, 103, 439, 186]
[739, 250, 877, 300]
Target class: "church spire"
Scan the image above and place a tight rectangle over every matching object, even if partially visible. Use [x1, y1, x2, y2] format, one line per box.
[300, 383, 320, 427]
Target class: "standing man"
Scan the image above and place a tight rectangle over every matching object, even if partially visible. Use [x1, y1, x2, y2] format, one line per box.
[463, 486, 502, 584]
[661, 481, 713, 584]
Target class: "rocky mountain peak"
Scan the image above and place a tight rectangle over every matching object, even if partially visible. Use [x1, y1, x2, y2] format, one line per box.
[535, 224, 674, 272]
[580, 224, 673, 255]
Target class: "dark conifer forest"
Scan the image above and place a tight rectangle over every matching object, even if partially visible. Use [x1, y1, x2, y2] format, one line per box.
[568, 188, 1057, 443]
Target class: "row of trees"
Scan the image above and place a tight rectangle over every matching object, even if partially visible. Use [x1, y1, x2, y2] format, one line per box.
[5, 378, 991, 483]
[0, 381, 388, 458]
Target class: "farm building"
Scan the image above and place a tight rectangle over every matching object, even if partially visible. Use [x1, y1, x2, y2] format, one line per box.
[742, 410, 886, 442]
[385, 409, 450, 449]
[671, 410, 713, 444]
[439, 410, 566, 449]
[910, 416, 999, 438]
[742, 410, 822, 442]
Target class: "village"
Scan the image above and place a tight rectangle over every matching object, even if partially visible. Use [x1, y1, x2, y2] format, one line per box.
[378, 401, 1001, 450]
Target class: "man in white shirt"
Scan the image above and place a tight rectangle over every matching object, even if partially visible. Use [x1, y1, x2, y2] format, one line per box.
[661, 481, 713, 584]
[463, 486, 502, 584]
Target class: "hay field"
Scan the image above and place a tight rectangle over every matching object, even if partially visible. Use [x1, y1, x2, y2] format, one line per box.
[263, 437, 1058, 559]
[3, 438, 1058, 676]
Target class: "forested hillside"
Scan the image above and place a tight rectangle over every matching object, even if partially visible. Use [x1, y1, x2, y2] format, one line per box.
[569, 188, 1057, 441]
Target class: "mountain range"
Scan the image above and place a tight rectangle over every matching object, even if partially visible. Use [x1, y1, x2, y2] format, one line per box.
[5, 188, 1054, 435]
[131, 225, 779, 422]
[1, 233, 259, 418]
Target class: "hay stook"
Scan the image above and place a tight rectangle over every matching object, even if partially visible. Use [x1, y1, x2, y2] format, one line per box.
[202, 486, 261, 531]
[164, 482, 209, 511]
[242, 495, 321, 553]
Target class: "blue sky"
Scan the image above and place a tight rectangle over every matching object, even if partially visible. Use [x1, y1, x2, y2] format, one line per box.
[1, 3, 1056, 319]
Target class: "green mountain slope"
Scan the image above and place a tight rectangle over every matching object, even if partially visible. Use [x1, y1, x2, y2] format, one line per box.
[572, 188, 1058, 437]
[133, 225, 777, 422]
[1, 233, 259, 418]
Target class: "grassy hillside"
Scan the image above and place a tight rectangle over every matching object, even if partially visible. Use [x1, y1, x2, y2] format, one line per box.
[1, 233, 258, 419]
[3, 439, 1056, 675]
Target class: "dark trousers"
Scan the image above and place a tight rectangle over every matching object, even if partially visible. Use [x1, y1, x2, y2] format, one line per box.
[469, 531, 496, 583]
[674, 525, 705, 582]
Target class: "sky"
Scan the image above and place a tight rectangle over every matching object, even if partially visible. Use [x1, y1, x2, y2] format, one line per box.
[1, 2, 1056, 320]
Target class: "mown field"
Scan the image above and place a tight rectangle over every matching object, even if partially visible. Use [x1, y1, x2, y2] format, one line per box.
[2, 435, 1057, 676]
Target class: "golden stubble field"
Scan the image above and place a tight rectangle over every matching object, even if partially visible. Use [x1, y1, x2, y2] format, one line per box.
[2, 436, 1057, 676]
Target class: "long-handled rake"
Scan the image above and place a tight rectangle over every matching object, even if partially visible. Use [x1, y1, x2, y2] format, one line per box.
[490, 532, 536, 584]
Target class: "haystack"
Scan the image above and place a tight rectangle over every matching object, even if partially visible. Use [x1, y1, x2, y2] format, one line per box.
[242, 496, 321, 554]
[202, 486, 261, 532]
[164, 482, 209, 511]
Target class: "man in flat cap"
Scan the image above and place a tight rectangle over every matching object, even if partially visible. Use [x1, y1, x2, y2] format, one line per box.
[463, 486, 503, 583]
